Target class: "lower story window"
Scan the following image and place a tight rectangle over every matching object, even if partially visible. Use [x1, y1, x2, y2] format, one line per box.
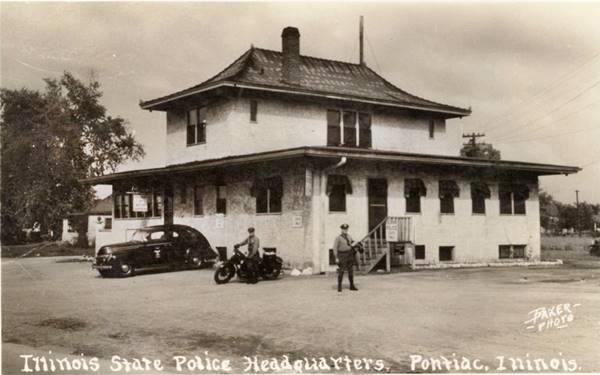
[499, 244, 526, 259]
[104, 218, 112, 230]
[114, 190, 162, 219]
[252, 176, 283, 214]
[439, 246, 454, 261]
[415, 245, 425, 260]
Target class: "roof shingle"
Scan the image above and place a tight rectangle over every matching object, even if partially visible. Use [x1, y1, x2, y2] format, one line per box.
[140, 48, 470, 116]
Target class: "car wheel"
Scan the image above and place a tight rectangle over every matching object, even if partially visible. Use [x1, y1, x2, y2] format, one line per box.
[116, 261, 135, 277]
[188, 250, 203, 269]
[98, 270, 111, 278]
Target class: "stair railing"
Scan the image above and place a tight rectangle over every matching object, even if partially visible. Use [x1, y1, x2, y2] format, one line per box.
[357, 217, 389, 270]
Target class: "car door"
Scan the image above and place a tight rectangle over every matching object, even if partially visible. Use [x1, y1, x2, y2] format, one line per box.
[146, 229, 170, 267]
[188, 228, 216, 260]
[168, 229, 187, 265]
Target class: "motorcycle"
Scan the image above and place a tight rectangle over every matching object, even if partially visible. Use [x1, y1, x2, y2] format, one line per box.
[213, 246, 283, 284]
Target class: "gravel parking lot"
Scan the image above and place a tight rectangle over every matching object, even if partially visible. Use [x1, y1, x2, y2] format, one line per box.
[2, 257, 600, 374]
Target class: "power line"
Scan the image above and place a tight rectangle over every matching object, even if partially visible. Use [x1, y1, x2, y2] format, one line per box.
[492, 98, 600, 142]
[496, 124, 600, 144]
[491, 79, 600, 142]
[483, 51, 600, 133]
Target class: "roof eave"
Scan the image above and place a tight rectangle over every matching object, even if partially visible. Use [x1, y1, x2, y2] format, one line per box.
[82, 147, 579, 185]
[139, 81, 471, 117]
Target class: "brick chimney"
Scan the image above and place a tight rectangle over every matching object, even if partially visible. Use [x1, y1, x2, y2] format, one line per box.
[281, 26, 301, 85]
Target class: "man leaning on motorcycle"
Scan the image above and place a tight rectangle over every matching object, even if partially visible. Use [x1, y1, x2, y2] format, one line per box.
[235, 227, 260, 284]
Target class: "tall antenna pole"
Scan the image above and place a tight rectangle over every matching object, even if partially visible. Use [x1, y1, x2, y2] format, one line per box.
[359, 15, 365, 66]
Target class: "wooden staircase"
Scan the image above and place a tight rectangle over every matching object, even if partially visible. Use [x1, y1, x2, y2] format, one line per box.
[357, 216, 413, 274]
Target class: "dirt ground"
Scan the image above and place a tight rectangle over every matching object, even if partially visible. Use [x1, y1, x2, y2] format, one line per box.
[1, 241, 94, 258]
[2, 256, 600, 374]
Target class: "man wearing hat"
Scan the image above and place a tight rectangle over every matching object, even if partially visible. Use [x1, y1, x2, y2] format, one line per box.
[333, 223, 358, 292]
[235, 227, 260, 284]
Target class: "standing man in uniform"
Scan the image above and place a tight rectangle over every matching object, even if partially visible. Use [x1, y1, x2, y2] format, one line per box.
[235, 227, 260, 284]
[333, 224, 358, 292]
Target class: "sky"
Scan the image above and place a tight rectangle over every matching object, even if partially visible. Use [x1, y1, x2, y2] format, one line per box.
[2, 2, 599, 204]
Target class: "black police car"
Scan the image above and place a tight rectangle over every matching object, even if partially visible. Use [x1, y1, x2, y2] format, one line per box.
[93, 224, 218, 277]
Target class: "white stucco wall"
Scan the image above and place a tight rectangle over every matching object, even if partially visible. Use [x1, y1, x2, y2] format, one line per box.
[164, 97, 463, 166]
[96, 160, 541, 272]
[317, 161, 540, 271]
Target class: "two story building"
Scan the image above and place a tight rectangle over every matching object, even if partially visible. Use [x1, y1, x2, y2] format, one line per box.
[86, 27, 579, 272]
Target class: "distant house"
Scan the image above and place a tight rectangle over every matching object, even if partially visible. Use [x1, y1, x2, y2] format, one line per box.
[84, 27, 579, 272]
[62, 196, 112, 247]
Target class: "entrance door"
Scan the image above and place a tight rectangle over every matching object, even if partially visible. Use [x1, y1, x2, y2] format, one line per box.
[164, 186, 174, 225]
[368, 178, 388, 236]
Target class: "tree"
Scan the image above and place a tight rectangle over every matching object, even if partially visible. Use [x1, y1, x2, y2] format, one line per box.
[1, 73, 144, 244]
[539, 189, 559, 232]
[460, 142, 501, 160]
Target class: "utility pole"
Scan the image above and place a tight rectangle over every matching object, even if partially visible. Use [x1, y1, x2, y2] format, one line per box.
[462, 132, 486, 147]
[575, 190, 581, 236]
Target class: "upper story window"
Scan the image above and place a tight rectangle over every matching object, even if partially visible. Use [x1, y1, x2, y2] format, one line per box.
[499, 183, 529, 215]
[187, 107, 207, 145]
[251, 176, 283, 214]
[471, 181, 491, 214]
[439, 180, 459, 214]
[327, 109, 371, 148]
[327, 175, 353, 212]
[429, 120, 435, 139]
[250, 100, 258, 122]
[405, 178, 427, 213]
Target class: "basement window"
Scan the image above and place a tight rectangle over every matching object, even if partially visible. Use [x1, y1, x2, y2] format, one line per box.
[439, 246, 454, 261]
[252, 176, 283, 214]
[187, 107, 207, 145]
[439, 180, 459, 214]
[499, 244, 526, 259]
[415, 245, 425, 260]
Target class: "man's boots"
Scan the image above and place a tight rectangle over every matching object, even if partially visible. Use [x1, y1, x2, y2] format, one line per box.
[349, 272, 358, 291]
[337, 271, 343, 292]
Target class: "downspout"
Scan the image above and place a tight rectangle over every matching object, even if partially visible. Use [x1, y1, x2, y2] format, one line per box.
[316, 157, 347, 273]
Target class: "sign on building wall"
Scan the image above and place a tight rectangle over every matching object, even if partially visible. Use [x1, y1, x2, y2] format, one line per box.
[292, 211, 303, 228]
[385, 217, 400, 242]
[132, 194, 148, 212]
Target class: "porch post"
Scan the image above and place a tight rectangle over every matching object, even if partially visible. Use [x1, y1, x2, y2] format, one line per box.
[310, 170, 324, 273]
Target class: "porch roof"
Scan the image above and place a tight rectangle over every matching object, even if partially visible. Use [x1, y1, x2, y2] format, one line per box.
[82, 146, 580, 184]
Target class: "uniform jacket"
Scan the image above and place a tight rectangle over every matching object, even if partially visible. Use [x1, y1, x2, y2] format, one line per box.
[238, 235, 261, 257]
[333, 233, 354, 256]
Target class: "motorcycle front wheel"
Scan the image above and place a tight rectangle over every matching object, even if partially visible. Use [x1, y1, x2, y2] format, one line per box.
[214, 263, 236, 284]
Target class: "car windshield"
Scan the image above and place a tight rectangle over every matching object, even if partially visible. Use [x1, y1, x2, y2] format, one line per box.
[130, 229, 167, 242]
